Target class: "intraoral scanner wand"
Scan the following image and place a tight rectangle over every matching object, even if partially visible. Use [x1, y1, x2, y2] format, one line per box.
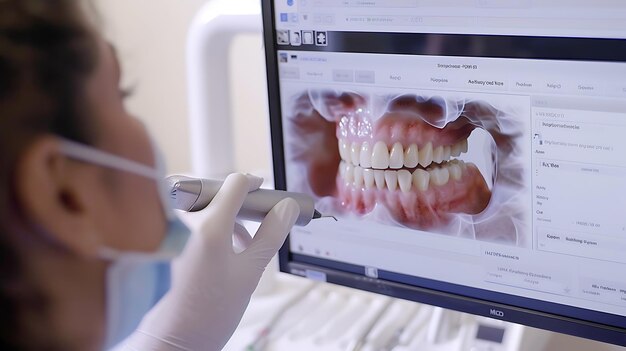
[166, 175, 337, 226]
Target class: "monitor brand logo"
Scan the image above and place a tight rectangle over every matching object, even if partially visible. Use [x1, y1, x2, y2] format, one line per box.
[490, 309, 505, 317]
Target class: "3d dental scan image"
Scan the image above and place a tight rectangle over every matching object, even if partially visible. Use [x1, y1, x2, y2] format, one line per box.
[283, 90, 530, 246]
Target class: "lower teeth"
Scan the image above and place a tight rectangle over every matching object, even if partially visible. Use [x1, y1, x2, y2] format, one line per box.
[340, 160, 465, 192]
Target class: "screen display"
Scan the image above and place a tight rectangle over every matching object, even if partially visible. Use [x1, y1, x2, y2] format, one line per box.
[264, 0, 626, 345]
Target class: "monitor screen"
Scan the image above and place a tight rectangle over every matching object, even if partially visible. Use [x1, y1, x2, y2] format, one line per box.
[261, 0, 626, 346]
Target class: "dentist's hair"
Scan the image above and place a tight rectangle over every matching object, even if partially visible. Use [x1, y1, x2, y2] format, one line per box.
[0, 0, 97, 349]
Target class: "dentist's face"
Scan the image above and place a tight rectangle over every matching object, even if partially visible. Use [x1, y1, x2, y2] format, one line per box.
[82, 36, 167, 253]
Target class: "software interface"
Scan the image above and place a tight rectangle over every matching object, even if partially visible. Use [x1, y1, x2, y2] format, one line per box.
[273, 0, 626, 320]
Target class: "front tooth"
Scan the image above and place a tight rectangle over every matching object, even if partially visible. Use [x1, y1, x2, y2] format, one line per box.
[374, 170, 386, 190]
[351, 142, 361, 166]
[354, 166, 364, 188]
[460, 138, 468, 153]
[360, 142, 372, 168]
[363, 168, 375, 188]
[345, 163, 354, 183]
[339, 139, 350, 161]
[404, 144, 418, 168]
[448, 163, 462, 180]
[412, 169, 430, 191]
[419, 142, 433, 167]
[372, 141, 390, 169]
[443, 145, 451, 161]
[398, 170, 412, 193]
[389, 142, 404, 169]
[429, 167, 450, 186]
[432, 145, 444, 164]
[451, 142, 462, 157]
[384, 170, 398, 191]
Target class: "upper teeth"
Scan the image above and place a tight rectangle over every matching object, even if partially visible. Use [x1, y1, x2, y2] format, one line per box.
[339, 139, 468, 169]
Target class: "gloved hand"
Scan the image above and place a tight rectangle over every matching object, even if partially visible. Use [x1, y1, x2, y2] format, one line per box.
[117, 173, 300, 351]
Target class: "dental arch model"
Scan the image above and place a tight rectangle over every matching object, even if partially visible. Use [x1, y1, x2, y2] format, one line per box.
[285, 90, 528, 246]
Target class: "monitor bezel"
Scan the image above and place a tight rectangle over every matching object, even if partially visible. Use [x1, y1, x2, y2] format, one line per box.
[261, 0, 626, 346]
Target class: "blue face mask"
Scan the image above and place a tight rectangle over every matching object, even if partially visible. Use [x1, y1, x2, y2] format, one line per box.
[58, 138, 191, 350]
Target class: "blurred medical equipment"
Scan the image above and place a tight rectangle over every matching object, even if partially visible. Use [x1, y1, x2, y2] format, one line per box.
[167, 175, 336, 226]
[220, 274, 550, 351]
[186, 0, 265, 179]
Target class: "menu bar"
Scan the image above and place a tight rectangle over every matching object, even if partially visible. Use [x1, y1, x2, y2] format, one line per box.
[278, 51, 626, 99]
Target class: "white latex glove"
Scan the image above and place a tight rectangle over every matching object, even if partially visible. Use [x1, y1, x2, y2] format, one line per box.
[118, 173, 300, 351]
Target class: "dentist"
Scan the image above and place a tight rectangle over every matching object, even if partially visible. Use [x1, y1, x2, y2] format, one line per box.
[0, 0, 299, 350]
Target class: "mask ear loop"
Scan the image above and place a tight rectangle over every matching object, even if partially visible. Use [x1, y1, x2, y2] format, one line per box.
[58, 139, 159, 180]
[59, 138, 189, 259]
[61, 137, 177, 221]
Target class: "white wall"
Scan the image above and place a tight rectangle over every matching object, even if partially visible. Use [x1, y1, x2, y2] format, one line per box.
[94, 0, 272, 175]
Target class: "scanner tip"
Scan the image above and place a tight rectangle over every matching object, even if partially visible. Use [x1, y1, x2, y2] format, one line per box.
[312, 210, 337, 221]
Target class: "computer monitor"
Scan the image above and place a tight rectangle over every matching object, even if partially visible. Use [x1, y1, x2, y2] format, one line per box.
[261, 0, 626, 346]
